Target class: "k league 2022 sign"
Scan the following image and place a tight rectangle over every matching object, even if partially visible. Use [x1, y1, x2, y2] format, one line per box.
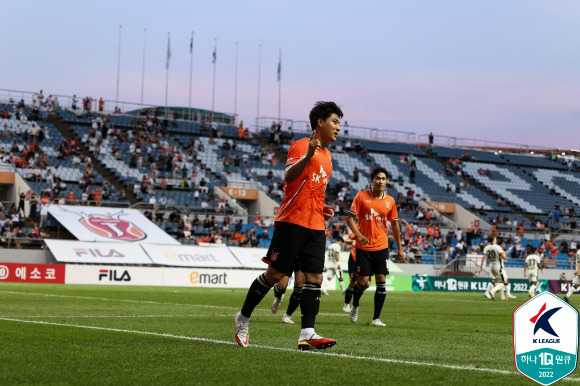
[513, 292, 578, 385]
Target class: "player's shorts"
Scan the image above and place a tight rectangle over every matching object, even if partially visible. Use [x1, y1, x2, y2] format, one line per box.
[527, 272, 538, 283]
[325, 266, 340, 279]
[573, 275, 580, 286]
[491, 265, 508, 282]
[348, 254, 357, 278]
[355, 247, 389, 277]
[262, 221, 326, 275]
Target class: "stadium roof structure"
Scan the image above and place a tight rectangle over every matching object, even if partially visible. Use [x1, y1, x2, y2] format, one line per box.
[124, 105, 236, 125]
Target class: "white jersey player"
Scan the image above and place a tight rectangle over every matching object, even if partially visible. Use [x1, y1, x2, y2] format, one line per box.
[322, 238, 345, 295]
[477, 236, 516, 300]
[564, 250, 580, 303]
[524, 250, 543, 297]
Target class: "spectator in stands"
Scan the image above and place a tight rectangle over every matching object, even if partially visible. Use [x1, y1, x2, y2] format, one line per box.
[352, 167, 359, 183]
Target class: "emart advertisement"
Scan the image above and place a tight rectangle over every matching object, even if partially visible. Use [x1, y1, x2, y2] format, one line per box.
[65, 265, 263, 287]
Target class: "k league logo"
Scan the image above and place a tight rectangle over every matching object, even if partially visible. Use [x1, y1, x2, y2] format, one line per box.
[513, 292, 578, 385]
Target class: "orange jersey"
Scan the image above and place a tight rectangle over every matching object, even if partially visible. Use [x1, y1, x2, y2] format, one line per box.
[275, 137, 332, 230]
[349, 189, 398, 251]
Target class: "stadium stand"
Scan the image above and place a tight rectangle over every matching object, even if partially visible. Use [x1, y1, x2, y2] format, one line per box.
[0, 93, 579, 276]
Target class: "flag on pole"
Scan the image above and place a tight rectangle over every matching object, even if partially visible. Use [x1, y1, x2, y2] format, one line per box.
[277, 50, 281, 82]
[166, 33, 171, 69]
[189, 32, 193, 54]
[212, 41, 217, 63]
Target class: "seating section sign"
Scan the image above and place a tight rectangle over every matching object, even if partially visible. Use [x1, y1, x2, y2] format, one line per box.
[48, 205, 180, 244]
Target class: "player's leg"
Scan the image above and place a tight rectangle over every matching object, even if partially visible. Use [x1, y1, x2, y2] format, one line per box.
[297, 229, 336, 350]
[372, 272, 387, 327]
[484, 281, 494, 299]
[271, 274, 290, 314]
[236, 264, 285, 347]
[321, 269, 334, 295]
[505, 279, 516, 299]
[369, 249, 389, 326]
[343, 255, 356, 311]
[282, 270, 303, 324]
[235, 222, 303, 347]
[529, 280, 537, 297]
[337, 266, 345, 293]
[350, 248, 373, 323]
[564, 279, 579, 302]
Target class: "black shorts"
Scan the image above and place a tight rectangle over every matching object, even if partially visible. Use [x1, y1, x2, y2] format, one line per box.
[355, 248, 389, 277]
[348, 254, 357, 278]
[262, 222, 326, 275]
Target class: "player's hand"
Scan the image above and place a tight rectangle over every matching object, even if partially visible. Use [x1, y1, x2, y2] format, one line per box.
[397, 251, 406, 263]
[307, 131, 321, 157]
[323, 205, 334, 220]
[357, 234, 369, 245]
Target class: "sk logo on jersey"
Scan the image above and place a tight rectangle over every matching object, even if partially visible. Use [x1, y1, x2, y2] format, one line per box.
[365, 208, 385, 223]
[311, 165, 329, 185]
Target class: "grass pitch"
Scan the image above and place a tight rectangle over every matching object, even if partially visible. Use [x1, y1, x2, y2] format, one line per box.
[0, 283, 577, 385]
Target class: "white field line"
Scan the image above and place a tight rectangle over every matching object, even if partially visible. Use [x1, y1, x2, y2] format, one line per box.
[0, 315, 578, 382]
[2, 290, 578, 382]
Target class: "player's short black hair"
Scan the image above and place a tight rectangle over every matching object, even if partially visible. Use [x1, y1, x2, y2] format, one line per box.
[487, 234, 496, 244]
[309, 101, 343, 130]
[371, 167, 388, 180]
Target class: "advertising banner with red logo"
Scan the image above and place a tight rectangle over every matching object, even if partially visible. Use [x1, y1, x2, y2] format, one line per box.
[141, 244, 242, 268]
[48, 205, 180, 244]
[45, 240, 152, 264]
[0, 263, 65, 283]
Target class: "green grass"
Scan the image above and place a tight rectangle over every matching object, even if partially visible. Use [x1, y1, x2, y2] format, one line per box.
[0, 283, 575, 385]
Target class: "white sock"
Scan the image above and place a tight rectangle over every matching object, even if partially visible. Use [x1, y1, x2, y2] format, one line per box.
[486, 283, 493, 293]
[322, 278, 329, 292]
[493, 283, 505, 293]
[566, 286, 575, 299]
[300, 328, 315, 339]
[529, 284, 536, 294]
[339, 280, 345, 292]
[506, 283, 512, 296]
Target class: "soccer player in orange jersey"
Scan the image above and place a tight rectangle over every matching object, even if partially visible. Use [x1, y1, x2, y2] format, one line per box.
[346, 167, 405, 327]
[234, 101, 343, 350]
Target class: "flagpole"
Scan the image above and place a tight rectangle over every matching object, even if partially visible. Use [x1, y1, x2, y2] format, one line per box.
[165, 32, 171, 118]
[115, 25, 122, 113]
[188, 31, 194, 121]
[256, 44, 261, 131]
[140, 28, 146, 109]
[234, 41, 238, 123]
[277, 48, 281, 122]
[211, 39, 217, 121]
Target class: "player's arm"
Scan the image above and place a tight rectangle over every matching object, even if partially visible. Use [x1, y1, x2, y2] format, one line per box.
[342, 234, 354, 245]
[347, 213, 368, 245]
[477, 254, 487, 273]
[284, 132, 319, 183]
[390, 219, 406, 263]
[334, 250, 340, 263]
